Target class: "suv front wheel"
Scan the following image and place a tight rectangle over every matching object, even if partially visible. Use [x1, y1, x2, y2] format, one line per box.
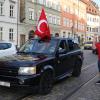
[72, 60, 82, 77]
[39, 71, 54, 95]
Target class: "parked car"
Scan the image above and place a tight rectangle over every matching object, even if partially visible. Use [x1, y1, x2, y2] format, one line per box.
[0, 38, 83, 94]
[0, 41, 17, 57]
[84, 41, 93, 50]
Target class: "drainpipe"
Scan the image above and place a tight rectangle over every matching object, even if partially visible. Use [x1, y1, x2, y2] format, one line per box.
[17, 0, 19, 47]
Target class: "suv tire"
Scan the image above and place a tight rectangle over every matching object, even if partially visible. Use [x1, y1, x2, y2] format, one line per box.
[72, 60, 82, 77]
[39, 71, 54, 95]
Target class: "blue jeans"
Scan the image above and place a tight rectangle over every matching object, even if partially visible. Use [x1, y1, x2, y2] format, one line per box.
[98, 60, 100, 72]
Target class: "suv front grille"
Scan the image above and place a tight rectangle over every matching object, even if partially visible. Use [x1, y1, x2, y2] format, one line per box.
[0, 67, 18, 76]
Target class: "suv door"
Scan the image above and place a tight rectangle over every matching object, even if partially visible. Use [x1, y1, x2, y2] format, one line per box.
[55, 40, 70, 76]
[67, 39, 79, 69]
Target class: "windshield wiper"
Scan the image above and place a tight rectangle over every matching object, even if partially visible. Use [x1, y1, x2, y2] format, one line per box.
[17, 51, 31, 54]
[18, 51, 47, 55]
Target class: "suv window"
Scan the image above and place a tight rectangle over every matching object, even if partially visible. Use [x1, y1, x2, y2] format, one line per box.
[67, 39, 80, 51]
[58, 40, 68, 52]
[0, 43, 12, 50]
[67, 39, 74, 51]
[73, 43, 80, 49]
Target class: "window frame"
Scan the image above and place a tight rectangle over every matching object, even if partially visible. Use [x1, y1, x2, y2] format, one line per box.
[0, 3, 3, 15]
[58, 40, 69, 53]
[29, 8, 34, 20]
[10, 5, 14, 17]
[9, 28, 14, 41]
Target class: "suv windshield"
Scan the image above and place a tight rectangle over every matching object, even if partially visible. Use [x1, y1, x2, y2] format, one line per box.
[19, 39, 58, 54]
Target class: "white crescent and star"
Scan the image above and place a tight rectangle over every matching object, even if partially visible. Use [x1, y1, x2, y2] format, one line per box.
[37, 19, 48, 33]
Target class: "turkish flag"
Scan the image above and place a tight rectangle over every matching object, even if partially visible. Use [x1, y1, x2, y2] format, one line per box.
[35, 8, 51, 41]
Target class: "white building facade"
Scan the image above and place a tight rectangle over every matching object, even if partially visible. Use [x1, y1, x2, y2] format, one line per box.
[0, 0, 18, 46]
[86, 1, 100, 41]
[86, 13, 100, 41]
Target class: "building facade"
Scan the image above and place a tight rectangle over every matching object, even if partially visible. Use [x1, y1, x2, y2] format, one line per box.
[86, 0, 100, 41]
[60, 0, 87, 44]
[1, 0, 99, 47]
[0, 0, 18, 45]
[19, 0, 61, 46]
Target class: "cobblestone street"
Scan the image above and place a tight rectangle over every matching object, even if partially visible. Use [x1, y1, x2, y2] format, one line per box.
[67, 75, 100, 100]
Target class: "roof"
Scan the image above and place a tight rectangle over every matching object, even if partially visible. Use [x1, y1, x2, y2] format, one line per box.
[31, 37, 73, 41]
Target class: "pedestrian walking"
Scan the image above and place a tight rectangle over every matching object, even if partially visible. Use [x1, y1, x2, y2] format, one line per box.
[95, 36, 100, 84]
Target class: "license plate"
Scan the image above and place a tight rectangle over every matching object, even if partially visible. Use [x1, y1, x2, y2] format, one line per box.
[0, 81, 10, 87]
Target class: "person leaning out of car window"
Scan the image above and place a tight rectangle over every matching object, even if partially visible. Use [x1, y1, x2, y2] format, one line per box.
[28, 30, 35, 39]
[95, 36, 100, 84]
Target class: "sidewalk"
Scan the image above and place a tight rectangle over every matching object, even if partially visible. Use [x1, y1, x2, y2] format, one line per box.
[67, 75, 100, 100]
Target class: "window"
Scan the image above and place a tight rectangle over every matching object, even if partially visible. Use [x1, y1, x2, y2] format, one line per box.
[49, 14, 52, 23]
[87, 27, 89, 31]
[57, 17, 60, 25]
[46, 1, 50, 7]
[90, 27, 91, 32]
[0, 3, 3, 15]
[10, 5, 14, 17]
[96, 28, 98, 32]
[0, 43, 11, 50]
[63, 18, 69, 27]
[52, 16, 56, 24]
[9, 28, 14, 41]
[70, 20, 73, 27]
[29, 8, 34, 20]
[58, 40, 68, 53]
[43, 0, 46, 5]
[63, 18, 67, 26]
[67, 39, 74, 51]
[0, 27, 3, 40]
[32, 0, 34, 2]
[38, 0, 43, 4]
[73, 43, 80, 49]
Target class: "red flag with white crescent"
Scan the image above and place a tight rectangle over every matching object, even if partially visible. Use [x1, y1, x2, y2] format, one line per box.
[35, 8, 51, 41]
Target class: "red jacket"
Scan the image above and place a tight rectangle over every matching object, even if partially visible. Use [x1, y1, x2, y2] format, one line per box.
[95, 42, 100, 60]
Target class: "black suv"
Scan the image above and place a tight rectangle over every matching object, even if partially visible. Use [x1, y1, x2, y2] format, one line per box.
[0, 38, 83, 94]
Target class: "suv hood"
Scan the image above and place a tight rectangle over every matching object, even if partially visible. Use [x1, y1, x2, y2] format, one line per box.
[0, 54, 47, 67]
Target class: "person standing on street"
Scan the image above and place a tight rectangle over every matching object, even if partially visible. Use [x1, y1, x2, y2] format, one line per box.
[55, 33, 59, 37]
[95, 36, 100, 84]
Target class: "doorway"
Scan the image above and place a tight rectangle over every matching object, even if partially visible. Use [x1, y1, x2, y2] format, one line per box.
[20, 34, 26, 47]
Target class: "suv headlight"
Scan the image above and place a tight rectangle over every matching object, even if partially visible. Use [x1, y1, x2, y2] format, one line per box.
[18, 67, 36, 75]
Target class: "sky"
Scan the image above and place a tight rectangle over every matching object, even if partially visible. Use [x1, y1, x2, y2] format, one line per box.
[93, 0, 100, 7]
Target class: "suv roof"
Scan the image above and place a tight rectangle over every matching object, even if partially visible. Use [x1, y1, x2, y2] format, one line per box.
[31, 37, 73, 41]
